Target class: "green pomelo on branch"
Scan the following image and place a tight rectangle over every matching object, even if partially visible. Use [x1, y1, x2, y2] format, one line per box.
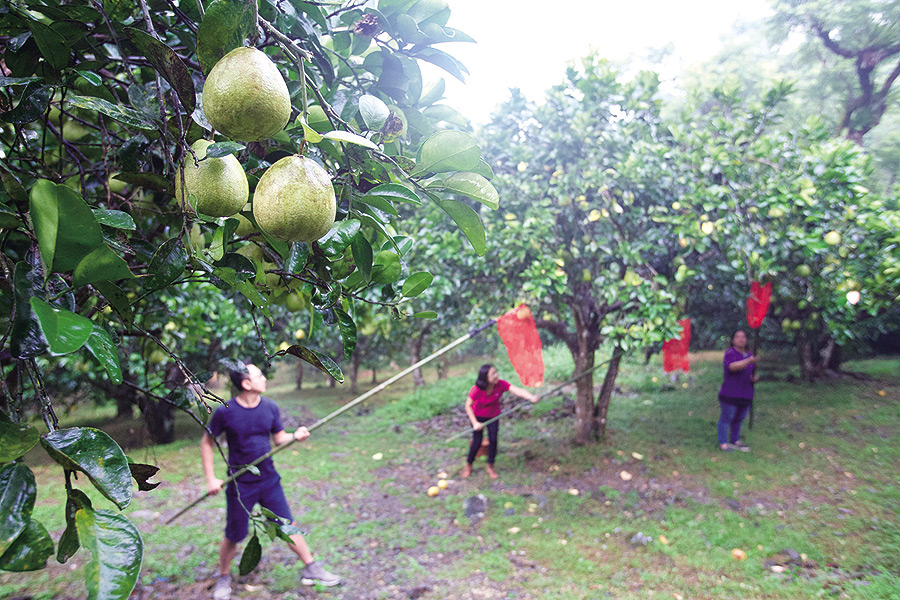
[202, 47, 291, 141]
[253, 155, 337, 243]
[175, 139, 248, 217]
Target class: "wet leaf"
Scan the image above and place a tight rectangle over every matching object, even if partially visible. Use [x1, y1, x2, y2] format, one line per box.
[144, 238, 187, 292]
[321, 130, 378, 149]
[30, 298, 93, 355]
[73, 245, 134, 287]
[0, 518, 53, 572]
[334, 306, 357, 360]
[203, 141, 245, 158]
[358, 94, 390, 130]
[401, 271, 433, 298]
[0, 83, 51, 125]
[29, 179, 104, 273]
[93, 282, 132, 327]
[434, 197, 486, 255]
[57, 490, 92, 565]
[238, 533, 261, 576]
[10, 258, 48, 359]
[84, 325, 122, 385]
[412, 130, 481, 176]
[92, 210, 136, 231]
[75, 507, 143, 600]
[431, 172, 498, 209]
[66, 95, 156, 131]
[350, 235, 373, 280]
[318, 219, 361, 257]
[276, 346, 344, 383]
[124, 28, 196, 114]
[0, 463, 36, 557]
[41, 428, 132, 510]
[0, 419, 39, 463]
[196, 0, 255, 75]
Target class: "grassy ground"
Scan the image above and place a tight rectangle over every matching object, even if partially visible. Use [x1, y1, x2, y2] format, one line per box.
[1, 347, 898, 600]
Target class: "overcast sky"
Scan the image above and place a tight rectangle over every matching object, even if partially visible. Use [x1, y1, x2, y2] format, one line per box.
[424, 0, 773, 124]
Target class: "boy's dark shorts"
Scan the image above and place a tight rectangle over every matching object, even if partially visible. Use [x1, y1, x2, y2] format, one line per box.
[225, 478, 293, 543]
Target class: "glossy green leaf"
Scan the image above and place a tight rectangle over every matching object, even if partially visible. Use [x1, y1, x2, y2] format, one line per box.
[196, 0, 255, 74]
[144, 238, 187, 292]
[285, 242, 310, 273]
[299, 118, 324, 143]
[84, 325, 122, 385]
[1, 168, 29, 209]
[412, 130, 481, 176]
[432, 172, 499, 209]
[41, 428, 132, 510]
[419, 78, 445, 106]
[73, 245, 134, 287]
[108, 172, 170, 193]
[29, 21, 70, 70]
[30, 298, 93, 355]
[238, 533, 261, 576]
[358, 94, 390, 130]
[277, 346, 344, 383]
[434, 197, 486, 255]
[76, 70, 103, 87]
[412, 47, 467, 82]
[469, 158, 494, 180]
[66, 95, 157, 131]
[362, 183, 421, 205]
[356, 193, 398, 216]
[0, 518, 53, 572]
[0, 463, 36, 557]
[203, 142, 245, 158]
[124, 28, 196, 114]
[93, 282, 132, 327]
[56, 491, 87, 565]
[412, 311, 438, 319]
[0, 204, 22, 228]
[10, 258, 48, 359]
[350, 235, 373, 280]
[75, 507, 143, 600]
[92, 210, 136, 231]
[321, 130, 378, 150]
[334, 306, 357, 360]
[29, 179, 104, 274]
[371, 250, 402, 284]
[401, 271, 433, 297]
[319, 219, 361, 257]
[0, 419, 39, 463]
[0, 83, 51, 125]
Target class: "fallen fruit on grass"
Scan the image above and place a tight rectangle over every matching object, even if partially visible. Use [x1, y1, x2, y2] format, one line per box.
[659, 535, 669, 545]
[619, 470, 633, 481]
[371, 452, 383, 460]
[437, 471, 448, 479]
[568, 488, 579, 496]
[731, 548, 747, 561]
[203, 47, 291, 141]
[877, 389, 886, 396]
[770, 565, 787, 573]
[651, 376, 659, 383]
[631, 452, 644, 460]
[175, 139, 248, 217]
[427, 486, 440, 497]
[437, 479, 448, 490]
[253, 155, 337, 243]
[507, 527, 520, 534]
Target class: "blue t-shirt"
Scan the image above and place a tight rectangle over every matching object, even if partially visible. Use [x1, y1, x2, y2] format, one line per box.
[208, 396, 284, 485]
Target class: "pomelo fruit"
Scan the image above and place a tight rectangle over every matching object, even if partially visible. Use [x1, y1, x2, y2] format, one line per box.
[253, 155, 336, 242]
[824, 230, 841, 246]
[203, 47, 291, 141]
[175, 139, 248, 217]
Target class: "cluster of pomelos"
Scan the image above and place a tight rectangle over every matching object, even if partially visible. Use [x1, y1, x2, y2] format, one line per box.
[175, 47, 336, 243]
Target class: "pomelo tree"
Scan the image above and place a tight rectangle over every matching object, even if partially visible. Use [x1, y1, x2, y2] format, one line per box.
[0, 0, 496, 595]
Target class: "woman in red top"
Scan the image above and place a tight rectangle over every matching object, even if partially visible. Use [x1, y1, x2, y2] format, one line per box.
[462, 364, 538, 479]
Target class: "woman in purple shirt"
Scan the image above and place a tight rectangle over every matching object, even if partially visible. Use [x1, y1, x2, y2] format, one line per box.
[718, 330, 759, 452]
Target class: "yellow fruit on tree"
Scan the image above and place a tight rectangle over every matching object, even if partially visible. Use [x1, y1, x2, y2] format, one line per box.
[202, 47, 291, 141]
[824, 230, 841, 246]
[294, 328, 306, 340]
[175, 139, 248, 217]
[253, 155, 336, 243]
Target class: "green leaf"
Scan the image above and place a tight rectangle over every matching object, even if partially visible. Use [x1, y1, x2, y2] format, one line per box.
[144, 238, 187, 292]
[196, 0, 256, 75]
[238, 533, 261, 576]
[0, 83, 51, 125]
[73, 245, 134, 287]
[203, 141, 245, 158]
[401, 271, 433, 297]
[434, 197, 486, 255]
[0, 518, 53, 572]
[362, 183, 421, 205]
[371, 250, 402, 284]
[277, 346, 344, 383]
[1, 168, 29, 208]
[358, 94, 390, 130]
[29, 179, 104, 274]
[92, 210, 136, 231]
[412, 311, 437, 319]
[334, 307, 357, 360]
[350, 235, 373, 280]
[124, 27, 196, 114]
[356, 193, 398, 216]
[0, 204, 22, 228]
[93, 282, 132, 327]
[30, 298, 93, 355]
[432, 172, 499, 209]
[285, 242, 310, 273]
[321, 130, 378, 149]
[28, 21, 69, 70]
[41, 428, 133, 510]
[76, 70, 103, 87]
[0, 463, 36, 557]
[0, 420, 39, 463]
[84, 325, 122, 385]
[108, 172, 171, 193]
[411, 130, 481, 176]
[66, 95, 157, 131]
[57, 491, 89, 565]
[412, 47, 468, 82]
[75, 507, 143, 600]
[319, 219, 361, 257]
[299, 118, 324, 143]
[469, 158, 494, 179]
[10, 258, 48, 359]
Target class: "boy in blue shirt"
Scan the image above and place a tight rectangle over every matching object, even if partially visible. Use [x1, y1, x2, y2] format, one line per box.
[200, 363, 340, 599]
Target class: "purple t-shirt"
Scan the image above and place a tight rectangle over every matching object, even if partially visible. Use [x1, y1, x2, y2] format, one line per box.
[720, 347, 755, 401]
[209, 396, 284, 485]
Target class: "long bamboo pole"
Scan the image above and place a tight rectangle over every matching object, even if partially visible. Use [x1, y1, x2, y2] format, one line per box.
[444, 351, 623, 443]
[166, 319, 497, 524]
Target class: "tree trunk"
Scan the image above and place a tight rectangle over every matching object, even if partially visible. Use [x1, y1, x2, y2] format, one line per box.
[350, 350, 360, 394]
[573, 348, 595, 445]
[437, 354, 450, 380]
[371, 366, 377, 384]
[138, 396, 175, 444]
[592, 350, 622, 440]
[295, 361, 303, 390]
[116, 395, 134, 420]
[410, 336, 425, 387]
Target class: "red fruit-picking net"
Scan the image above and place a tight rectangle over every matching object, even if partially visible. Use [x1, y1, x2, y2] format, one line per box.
[746, 281, 772, 329]
[662, 318, 691, 373]
[497, 304, 544, 387]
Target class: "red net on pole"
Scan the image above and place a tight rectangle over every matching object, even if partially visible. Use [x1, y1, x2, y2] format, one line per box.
[662, 318, 691, 373]
[497, 304, 544, 387]
[746, 281, 772, 329]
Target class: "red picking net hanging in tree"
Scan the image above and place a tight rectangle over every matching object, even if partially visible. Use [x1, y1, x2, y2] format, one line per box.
[662, 318, 691, 373]
[496, 304, 544, 387]
[746, 281, 772, 329]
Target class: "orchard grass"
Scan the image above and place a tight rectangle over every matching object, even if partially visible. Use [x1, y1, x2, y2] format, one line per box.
[2, 350, 897, 599]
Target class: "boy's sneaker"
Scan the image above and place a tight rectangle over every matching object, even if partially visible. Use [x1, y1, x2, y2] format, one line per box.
[729, 441, 751, 452]
[300, 561, 341, 587]
[212, 574, 232, 600]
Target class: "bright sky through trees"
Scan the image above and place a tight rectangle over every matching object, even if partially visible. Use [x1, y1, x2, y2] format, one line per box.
[430, 0, 772, 124]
